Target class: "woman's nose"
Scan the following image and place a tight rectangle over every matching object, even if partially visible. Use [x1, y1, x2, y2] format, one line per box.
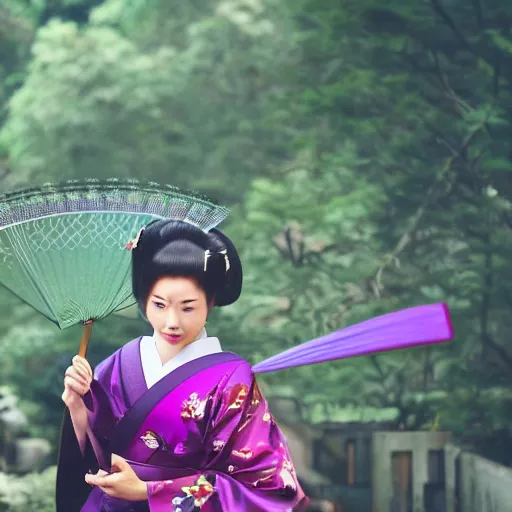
[165, 311, 180, 330]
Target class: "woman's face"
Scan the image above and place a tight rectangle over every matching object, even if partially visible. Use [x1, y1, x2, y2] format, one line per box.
[146, 276, 210, 347]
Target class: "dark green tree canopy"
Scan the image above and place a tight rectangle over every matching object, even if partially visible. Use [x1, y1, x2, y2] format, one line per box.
[0, 0, 512, 468]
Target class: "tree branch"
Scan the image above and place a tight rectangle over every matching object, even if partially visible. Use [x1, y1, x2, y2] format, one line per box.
[423, 348, 433, 391]
[471, 0, 485, 30]
[479, 250, 512, 369]
[369, 355, 387, 381]
[429, 50, 472, 116]
[372, 120, 487, 295]
[429, 0, 475, 54]
[368, 355, 394, 403]
[480, 249, 492, 359]
[484, 333, 512, 369]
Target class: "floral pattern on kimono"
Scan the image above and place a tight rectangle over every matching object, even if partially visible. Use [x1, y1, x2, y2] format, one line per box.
[146, 361, 305, 511]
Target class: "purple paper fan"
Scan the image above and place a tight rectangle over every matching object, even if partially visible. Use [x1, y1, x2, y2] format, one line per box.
[252, 303, 453, 374]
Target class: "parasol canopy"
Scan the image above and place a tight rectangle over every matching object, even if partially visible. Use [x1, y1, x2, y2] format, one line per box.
[0, 179, 229, 354]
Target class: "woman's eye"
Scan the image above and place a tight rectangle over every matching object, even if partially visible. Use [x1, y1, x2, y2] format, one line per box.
[183, 307, 194, 313]
[152, 301, 165, 309]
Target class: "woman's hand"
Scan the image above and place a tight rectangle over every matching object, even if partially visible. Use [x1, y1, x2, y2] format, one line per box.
[85, 454, 148, 501]
[62, 355, 93, 409]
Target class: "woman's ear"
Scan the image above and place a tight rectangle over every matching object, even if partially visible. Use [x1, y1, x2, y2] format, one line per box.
[207, 298, 216, 314]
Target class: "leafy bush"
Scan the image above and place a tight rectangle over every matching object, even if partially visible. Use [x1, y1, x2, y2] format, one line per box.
[0, 467, 56, 512]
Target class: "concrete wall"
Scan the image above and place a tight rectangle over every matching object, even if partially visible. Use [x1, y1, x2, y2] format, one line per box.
[334, 486, 372, 512]
[445, 444, 512, 512]
[444, 444, 461, 512]
[372, 431, 452, 512]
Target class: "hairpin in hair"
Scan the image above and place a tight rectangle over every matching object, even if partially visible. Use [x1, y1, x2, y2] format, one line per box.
[204, 249, 230, 273]
[125, 226, 145, 251]
[219, 249, 230, 272]
[204, 249, 212, 271]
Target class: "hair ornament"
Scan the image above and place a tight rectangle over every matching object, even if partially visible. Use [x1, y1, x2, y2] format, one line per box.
[203, 248, 230, 273]
[220, 249, 230, 272]
[204, 249, 212, 271]
[125, 226, 146, 251]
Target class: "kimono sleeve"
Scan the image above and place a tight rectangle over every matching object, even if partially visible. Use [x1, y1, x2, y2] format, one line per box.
[81, 357, 124, 471]
[56, 361, 119, 511]
[146, 361, 308, 512]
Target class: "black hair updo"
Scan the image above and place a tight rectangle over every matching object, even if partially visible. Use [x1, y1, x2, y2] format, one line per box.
[131, 220, 242, 314]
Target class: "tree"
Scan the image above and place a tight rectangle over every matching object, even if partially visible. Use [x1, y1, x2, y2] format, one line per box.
[0, 0, 300, 202]
[219, 0, 512, 441]
[1, 0, 512, 465]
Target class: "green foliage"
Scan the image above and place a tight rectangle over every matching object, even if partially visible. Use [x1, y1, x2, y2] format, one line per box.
[1, 19, 182, 184]
[0, 467, 56, 511]
[1, 0, 300, 201]
[1, 0, 512, 469]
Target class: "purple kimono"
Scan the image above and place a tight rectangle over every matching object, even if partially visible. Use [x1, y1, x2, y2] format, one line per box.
[56, 338, 308, 512]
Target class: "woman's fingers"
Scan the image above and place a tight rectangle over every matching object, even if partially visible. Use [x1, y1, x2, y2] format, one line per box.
[73, 356, 93, 378]
[64, 376, 82, 395]
[62, 382, 82, 407]
[86, 471, 118, 488]
[64, 366, 88, 387]
[64, 365, 83, 379]
[72, 361, 92, 381]
[63, 356, 92, 403]
[64, 375, 89, 396]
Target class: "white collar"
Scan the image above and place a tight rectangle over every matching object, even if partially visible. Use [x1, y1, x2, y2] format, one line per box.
[140, 329, 222, 389]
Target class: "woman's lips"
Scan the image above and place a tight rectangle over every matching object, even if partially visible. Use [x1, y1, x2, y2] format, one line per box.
[161, 332, 183, 343]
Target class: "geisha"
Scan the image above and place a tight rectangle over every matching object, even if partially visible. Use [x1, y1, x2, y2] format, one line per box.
[57, 219, 308, 511]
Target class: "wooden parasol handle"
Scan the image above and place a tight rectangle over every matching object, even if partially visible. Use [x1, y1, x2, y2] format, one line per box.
[78, 320, 93, 358]
[75, 320, 108, 469]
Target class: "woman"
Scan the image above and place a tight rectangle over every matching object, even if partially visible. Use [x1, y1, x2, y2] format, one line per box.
[58, 219, 308, 511]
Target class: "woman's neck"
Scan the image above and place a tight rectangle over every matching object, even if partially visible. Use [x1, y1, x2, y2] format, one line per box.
[154, 337, 191, 365]
[153, 329, 206, 365]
